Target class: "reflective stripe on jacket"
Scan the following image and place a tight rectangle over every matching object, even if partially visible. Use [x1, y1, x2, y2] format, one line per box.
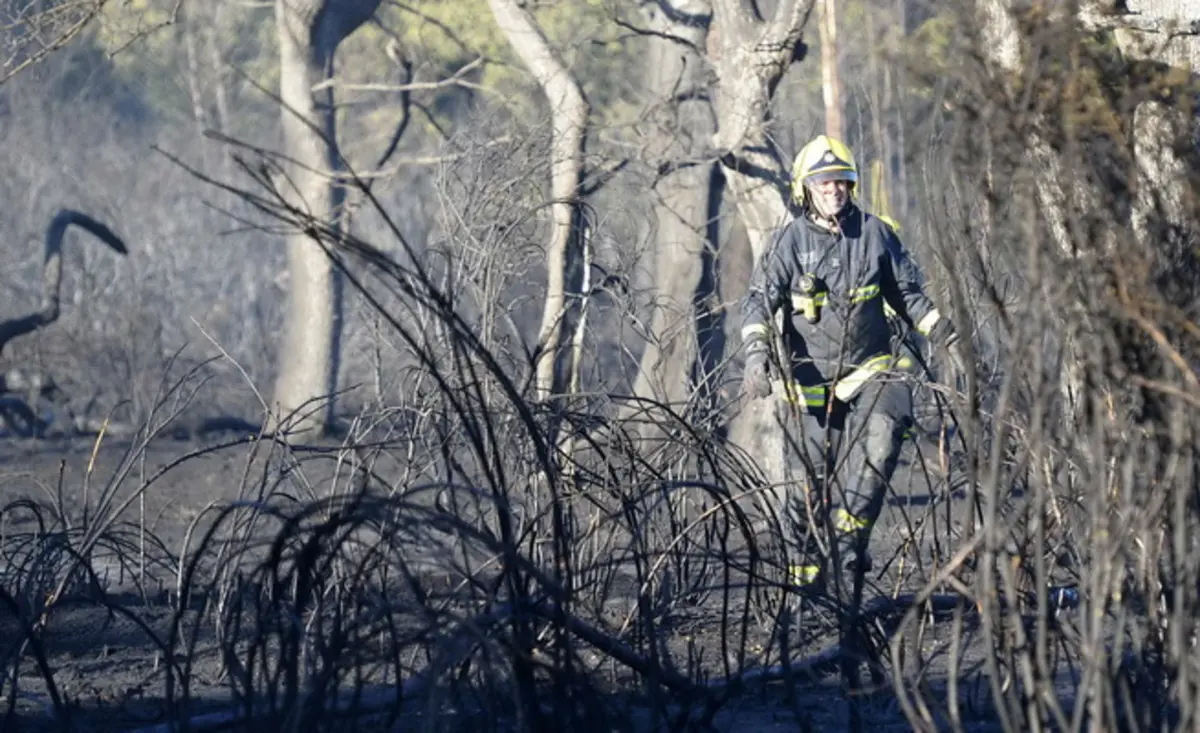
[740, 204, 941, 398]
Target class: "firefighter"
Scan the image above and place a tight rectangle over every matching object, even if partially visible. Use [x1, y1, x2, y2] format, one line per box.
[739, 134, 963, 592]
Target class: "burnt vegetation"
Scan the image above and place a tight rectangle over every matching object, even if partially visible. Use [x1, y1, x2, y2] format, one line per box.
[0, 2, 1197, 733]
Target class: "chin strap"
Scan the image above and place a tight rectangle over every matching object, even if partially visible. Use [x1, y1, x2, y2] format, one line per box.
[804, 186, 851, 231]
[807, 206, 843, 233]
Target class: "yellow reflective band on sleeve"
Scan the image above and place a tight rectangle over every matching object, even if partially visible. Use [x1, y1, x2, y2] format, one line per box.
[741, 323, 770, 341]
[848, 284, 880, 303]
[834, 508, 871, 534]
[775, 380, 827, 408]
[832, 353, 893, 402]
[916, 309, 942, 336]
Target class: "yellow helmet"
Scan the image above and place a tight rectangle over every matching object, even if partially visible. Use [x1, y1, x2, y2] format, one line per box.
[791, 135, 858, 205]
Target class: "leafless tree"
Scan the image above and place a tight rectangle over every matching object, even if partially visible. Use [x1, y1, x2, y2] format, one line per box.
[881, 2, 1200, 730]
[817, 0, 842, 139]
[709, 0, 815, 482]
[626, 0, 720, 438]
[270, 0, 382, 436]
[486, 0, 589, 402]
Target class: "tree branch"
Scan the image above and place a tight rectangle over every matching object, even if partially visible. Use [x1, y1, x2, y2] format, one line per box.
[1079, 6, 1200, 37]
[762, 0, 814, 59]
[579, 158, 630, 197]
[0, 210, 128, 356]
[312, 57, 484, 94]
[611, 15, 705, 52]
[652, 0, 712, 28]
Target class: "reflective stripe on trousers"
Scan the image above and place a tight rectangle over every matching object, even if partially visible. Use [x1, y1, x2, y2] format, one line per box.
[741, 323, 771, 341]
[833, 507, 870, 534]
[833, 353, 914, 402]
[776, 355, 916, 410]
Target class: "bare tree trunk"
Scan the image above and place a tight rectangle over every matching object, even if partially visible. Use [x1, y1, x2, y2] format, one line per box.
[710, 0, 811, 260]
[865, 3, 897, 225]
[818, 0, 842, 139]
[487, 0, 588, 401]
[628, 0, 718, 433]
[891, 0, 907, 221]
[271, 0, 381, 436]
[1108, 1, 1198, 246]
[709, 0, 815, 483]
[1132, 100, 1189, 240]
[866, 6, 883, 169]
[979, 0, 1197, 430]
[975, 0, 1106, 427]
[183, 6, 206, 135]
[208, 1, 231, 135]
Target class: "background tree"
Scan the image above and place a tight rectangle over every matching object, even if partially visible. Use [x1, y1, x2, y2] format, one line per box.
[270, 0, 383, 435]
[818, 0, 843, 138]
[709, 0, 814, 482]
[626, 0, 720, 439]
[0, 0, 123, 82]
[486, 0, 588, 401]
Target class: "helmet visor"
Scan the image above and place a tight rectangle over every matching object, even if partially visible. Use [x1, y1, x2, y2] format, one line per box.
[804, 169, 856, 185]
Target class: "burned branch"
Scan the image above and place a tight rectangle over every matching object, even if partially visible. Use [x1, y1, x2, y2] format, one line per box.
[0, 209, 127, 357]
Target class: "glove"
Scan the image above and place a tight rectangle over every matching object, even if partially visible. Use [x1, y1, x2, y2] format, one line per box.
[946, 339, 969, 380]
[928, 319, 969, 385]
[742, 349, 773, 400]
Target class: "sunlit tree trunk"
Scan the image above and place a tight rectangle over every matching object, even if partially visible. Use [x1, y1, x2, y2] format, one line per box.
[891, 0, 908, 222]
[818, 0, 842, 139]
[271, 0, 382, 436]
[183, 5, 206, 135]
[709, 0, 815, 483]
[207, 1, 232, 134]
[628, 0, 719, 436]
[487, 0, 588, 401]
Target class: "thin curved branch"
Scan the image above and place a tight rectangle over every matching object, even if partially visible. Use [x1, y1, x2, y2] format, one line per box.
[0, 209, 128, 355]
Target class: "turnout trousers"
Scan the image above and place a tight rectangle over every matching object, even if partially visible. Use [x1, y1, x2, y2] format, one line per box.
[763, 373, 914, 582]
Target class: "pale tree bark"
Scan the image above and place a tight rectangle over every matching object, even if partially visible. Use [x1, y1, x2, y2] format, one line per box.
[1105, 0, 1197, 248]
[628, 0, 719, 434]
[978, 0, 1199, 425]
[890, 0, 908, 220]
[709, 0, 815, 483]
[272, 0, 382, 435]
[863, 2, 903, 226]
[817, 0, 842, 139]
[1131, 100, 1189, 242]
[183, 6, 206, 135]
[180, 2, 233, 136]
[487, 0, 588, 402]
[208, 2, 231, 134]
[865, 7, 884, 201]
[974, 0, 1120, 427]
[710, 0, 812, 260]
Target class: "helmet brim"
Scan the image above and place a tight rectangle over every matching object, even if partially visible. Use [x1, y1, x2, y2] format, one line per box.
[804, 170, 857, 185]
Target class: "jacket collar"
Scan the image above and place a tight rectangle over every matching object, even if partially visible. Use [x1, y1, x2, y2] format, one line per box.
[804, 202, 863, 238]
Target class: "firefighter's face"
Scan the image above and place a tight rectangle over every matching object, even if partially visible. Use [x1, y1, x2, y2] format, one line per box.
[809, 179, 851, 218]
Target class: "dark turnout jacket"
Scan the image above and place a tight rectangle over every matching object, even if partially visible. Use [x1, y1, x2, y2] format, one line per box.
[740, 204, 945, 403]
